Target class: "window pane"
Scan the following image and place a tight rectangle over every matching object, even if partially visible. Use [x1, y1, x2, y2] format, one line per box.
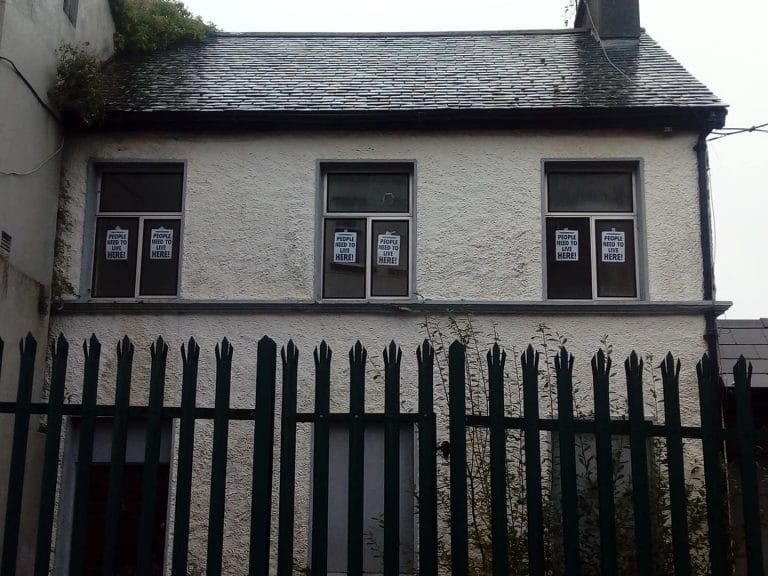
[100, 172, 183, 213]
[323, 219, 366, 298]
[595, 219, 637, 297]
[548, 172, 633, 212]
[92, 218, 139, 297]
[327, 173, 409, 213]
[371, 220, 409, 297]
[546, 217, 592, 299]
[139, 219, 181, 296]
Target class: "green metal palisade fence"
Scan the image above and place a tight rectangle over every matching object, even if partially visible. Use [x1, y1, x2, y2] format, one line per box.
[0, 332, 765, 575]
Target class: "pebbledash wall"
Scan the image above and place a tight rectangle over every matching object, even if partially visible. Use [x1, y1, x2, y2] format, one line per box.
[50, 129, 715, 572]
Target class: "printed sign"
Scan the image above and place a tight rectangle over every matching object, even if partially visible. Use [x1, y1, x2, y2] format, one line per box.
[601, 230, 626, 263]
[150, 228, 174, 260]
[105, 228, 129, 261]
[333, 231, 357, 263]
[377, 233, 401, 266]
[555, 229, 579, 262]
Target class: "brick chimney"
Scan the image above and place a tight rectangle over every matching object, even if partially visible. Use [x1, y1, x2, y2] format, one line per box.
[575, 0, 640, 39]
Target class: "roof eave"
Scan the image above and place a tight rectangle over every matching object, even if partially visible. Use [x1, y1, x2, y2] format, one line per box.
[80, 105, 727, 133]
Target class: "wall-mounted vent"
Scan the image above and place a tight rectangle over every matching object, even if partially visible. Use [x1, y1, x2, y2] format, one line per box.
[1, 231, 11, 256]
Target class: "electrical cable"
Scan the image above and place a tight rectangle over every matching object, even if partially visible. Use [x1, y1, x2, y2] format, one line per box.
[582, 1, 633, 82]
[0, 55, 65, 176]
[0, 55, 62, 123]
[0, 139, 65, 176]
[708, 122, 768, 141]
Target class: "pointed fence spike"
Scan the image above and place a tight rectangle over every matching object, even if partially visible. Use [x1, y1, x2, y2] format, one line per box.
[555, 343, 580, 574]
[1, 330, 37, 576]
[171, 333, 200, 575]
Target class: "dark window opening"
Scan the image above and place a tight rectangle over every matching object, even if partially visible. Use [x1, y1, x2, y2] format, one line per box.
[91, 166, 183, 298]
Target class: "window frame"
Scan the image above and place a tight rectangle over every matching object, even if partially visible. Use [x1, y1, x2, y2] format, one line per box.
[542, 160, 647, 301]
[85, 161, 187, 300]
[317, 161, 416, 302]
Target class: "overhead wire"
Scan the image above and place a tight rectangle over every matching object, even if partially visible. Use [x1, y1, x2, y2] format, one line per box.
[708, 122, 768, 142]
[0, 55, 61, 122]
[582, 1, 633, 82]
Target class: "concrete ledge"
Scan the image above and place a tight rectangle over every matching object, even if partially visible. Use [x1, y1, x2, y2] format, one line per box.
[52, 299, 732, 316]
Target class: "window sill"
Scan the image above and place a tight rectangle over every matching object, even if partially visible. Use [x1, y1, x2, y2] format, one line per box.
[52, 299, 732, 316]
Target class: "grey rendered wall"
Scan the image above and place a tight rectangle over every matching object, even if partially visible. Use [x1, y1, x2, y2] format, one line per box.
[0, 1, 114, 571]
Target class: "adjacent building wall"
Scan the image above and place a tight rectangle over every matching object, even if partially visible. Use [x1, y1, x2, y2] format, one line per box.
[0, 1, 114, 571]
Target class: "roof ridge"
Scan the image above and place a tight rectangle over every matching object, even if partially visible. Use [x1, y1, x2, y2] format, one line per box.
[213, 28, 592, 38]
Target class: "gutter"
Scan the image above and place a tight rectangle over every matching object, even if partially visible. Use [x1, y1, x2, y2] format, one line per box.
[695, 133, 718, 360]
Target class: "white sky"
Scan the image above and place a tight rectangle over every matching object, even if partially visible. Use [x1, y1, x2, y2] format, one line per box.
[182, 0, 768, 318]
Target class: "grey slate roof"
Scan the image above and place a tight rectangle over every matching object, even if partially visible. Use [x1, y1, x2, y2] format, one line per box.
[102, 30, 725, 114]
[718, 319, 768, 388]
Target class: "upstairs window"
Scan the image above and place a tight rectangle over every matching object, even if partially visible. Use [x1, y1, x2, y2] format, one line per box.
[321, 164, 413, 300]
[91, 165, 183, 298]
[545, 162, 639, 300]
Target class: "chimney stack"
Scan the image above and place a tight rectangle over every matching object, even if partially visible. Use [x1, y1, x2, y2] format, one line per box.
[575, 0, 640, 40]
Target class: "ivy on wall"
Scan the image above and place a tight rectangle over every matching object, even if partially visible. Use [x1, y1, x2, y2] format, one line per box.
[49, 1, 216, 125]
[49, 43, 105, 126]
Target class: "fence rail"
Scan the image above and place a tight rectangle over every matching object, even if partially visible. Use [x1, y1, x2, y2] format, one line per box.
[0, 331, 764, 575]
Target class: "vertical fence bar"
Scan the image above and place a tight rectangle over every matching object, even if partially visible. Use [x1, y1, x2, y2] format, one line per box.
[206, 338, 234, 576]
[33, 335, 69, 576]
[347, 341, 367, 576]
[136, 337, 169, 576]
[417, 340, 437, 576]
[661, 352, 691, 576]
[555, 347, 580, 575]
[171, 337, 200, 575]
[625, 351, 653, 576]
[732, 356, 764, 576]
[487, 343, 508, 576]
[249, 336, 278, 576]
[696, 353, 726, 576]
[522, 344, 544, 576]
[592, 349, 616, 576]
[69, 334, 101, 576]
[277, 341, 299, 576]
[448, 340, 468, 576]
[311, 342, 332, 575]
[383, 341, 402, 576]
[102, 336, 134, 576]
[1, 333, 37, 576]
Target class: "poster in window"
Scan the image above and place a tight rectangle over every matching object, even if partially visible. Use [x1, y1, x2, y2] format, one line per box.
[601, 230, 625, 263]
[555, 229, 578, 262]
[376, 233, 400, 266]
[105, 228, 129, 260]
[149, 227, 174, 260]
[333, 231, 357, 263]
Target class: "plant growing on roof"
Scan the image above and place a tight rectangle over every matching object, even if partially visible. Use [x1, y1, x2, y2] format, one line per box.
[49, 43, 105, 126]
[109, 0, 217, 55]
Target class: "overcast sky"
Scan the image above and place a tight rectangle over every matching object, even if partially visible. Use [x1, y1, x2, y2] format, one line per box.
[182, 0, 768, 318]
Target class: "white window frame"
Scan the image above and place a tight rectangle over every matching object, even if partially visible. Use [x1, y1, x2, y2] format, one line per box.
[544, 162, 642, 301]
[90, 163, 185, 300]
[319, 163, 414, 302]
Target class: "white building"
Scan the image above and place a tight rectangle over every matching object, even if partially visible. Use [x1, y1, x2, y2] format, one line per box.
[37, 0, 732, 572]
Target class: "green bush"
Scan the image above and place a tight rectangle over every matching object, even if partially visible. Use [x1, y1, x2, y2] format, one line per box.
[110, 0, 217, 55]
[49, 43, 105, 126]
